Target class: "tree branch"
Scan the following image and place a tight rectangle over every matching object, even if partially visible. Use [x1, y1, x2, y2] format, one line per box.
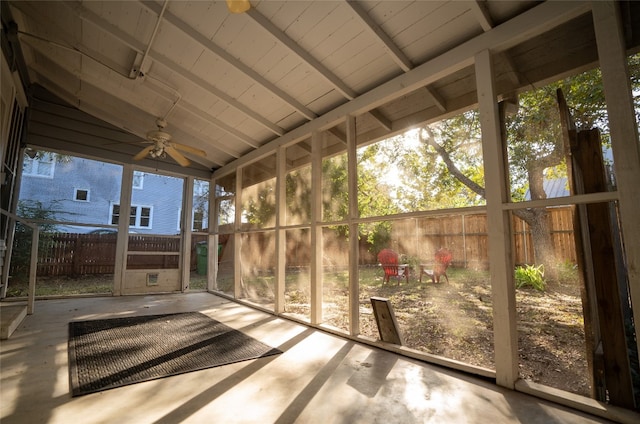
[420, 128, 486, 198]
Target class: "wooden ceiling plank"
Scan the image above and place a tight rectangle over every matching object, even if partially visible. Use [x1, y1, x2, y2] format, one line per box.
[148, 55, 275, 145]
[24, 36, 258, 155]
[215, 0, 592, 174]
[346, 2, 447, 130]
[63, 1, 145, 53]
[29, 62, 233, 167]
[174, 98, 261, 150]
[139, 0, 318, 121]
[346, 0, 413, 73]
[62, 1, 286, 139]
[247, 7, 357, 100]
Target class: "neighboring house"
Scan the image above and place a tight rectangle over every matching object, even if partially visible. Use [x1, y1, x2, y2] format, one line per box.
[19, 153, 208, 234]
[524, 149, 615, 201]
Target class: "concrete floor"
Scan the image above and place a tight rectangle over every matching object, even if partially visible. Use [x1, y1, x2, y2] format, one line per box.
[0, 292, 624, 423]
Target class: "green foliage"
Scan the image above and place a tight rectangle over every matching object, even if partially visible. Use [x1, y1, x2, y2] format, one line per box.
[322, 154, 349, 221]
[230, 54, 640, 266]
[245, 183, 276, 226]
[400, 254, 420, 271]
[10, 201, 60, 279]
[285, 167, 311, 223]
[515, 264, 546, 291]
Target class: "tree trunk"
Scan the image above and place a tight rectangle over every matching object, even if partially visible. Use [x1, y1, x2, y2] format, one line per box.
[514, 164, 559, 280]
[422, 123, 561, 280]
[514, 207, 558, 281]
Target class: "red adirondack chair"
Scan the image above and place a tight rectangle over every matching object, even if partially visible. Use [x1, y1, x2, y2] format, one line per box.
[378, 248, 409, 285]
[419, 248, 453, 284]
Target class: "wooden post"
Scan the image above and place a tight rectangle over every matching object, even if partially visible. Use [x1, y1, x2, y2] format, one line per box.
[234, 168, 243, 298]
[347, 115, 360, 336]
[310, 131, 323, 325]
[557, 88, 600, 399]
[275, 146, 286, 314]
[592, 0, 640, 374]
[181, 177, 194, 292]
[27, 226, 38, 314]
[476, 49, 518, 389]
[572, 128, 634, 408]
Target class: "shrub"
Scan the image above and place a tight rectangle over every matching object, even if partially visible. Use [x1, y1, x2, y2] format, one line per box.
[515, 264, 546, 291]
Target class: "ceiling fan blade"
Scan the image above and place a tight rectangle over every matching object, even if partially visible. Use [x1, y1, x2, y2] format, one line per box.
[172, 142, 206, 157]
[165, 145, 191, 167]
[133, 145, 155, 161]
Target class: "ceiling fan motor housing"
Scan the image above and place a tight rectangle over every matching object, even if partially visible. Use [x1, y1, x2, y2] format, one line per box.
[147, 129, 172, 143]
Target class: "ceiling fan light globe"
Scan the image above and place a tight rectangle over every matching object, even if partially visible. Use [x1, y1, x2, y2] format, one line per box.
[226, 0, 250, 14]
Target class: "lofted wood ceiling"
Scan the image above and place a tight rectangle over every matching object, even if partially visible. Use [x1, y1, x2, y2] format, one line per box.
[3, 1, 639, 177]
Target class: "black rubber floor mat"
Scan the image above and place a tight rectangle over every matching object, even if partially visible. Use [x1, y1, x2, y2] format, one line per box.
[68, 312, 281, 396]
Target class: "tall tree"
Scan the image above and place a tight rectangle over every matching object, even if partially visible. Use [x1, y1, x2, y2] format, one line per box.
[415, 66, 617, 279]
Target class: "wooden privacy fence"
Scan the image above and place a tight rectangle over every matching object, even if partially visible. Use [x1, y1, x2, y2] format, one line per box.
[30, 233, 207, 276]
[25, 207, 576, 276]
[238, 207, 577, 270]
[389, 207, 576, 270]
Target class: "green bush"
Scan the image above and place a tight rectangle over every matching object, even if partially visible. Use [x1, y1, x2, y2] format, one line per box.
[515, 264, 546, 291]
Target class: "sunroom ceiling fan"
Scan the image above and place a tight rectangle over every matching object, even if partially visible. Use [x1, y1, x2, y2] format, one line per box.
[133, 118, 206, 167]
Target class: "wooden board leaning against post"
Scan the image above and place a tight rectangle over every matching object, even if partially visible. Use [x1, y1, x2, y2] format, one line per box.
[370, 296, 403, 345]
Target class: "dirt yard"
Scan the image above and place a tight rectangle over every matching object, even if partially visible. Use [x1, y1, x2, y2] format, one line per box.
[317, 266, 590, 398]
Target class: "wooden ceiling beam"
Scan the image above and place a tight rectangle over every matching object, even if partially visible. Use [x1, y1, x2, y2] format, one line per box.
[347, 1, 447, 118]
[216, 0, 592, 174]
[247, 7, 357, 100]
[469, 0, 494, 32]
[56, 1, 288, 138]
[367, 109, 392, 131]
[470, 0, 521, 86]
[23, 37, 251, 161]
[328, 128, 347, 145]
[423, 86, 447, 113]
[139, 0, 318, 121]
[346, 1, 413, 72]
[29, 61, 233, 167]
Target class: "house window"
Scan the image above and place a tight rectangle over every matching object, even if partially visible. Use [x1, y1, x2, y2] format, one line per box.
[74, 188, 90, 202]
[111, 204, 120, 224]
[23, 155, 55, 178]
[111, 204, 152, 228]
[133, 171, 144, 189]
[176, 208, 207, 231]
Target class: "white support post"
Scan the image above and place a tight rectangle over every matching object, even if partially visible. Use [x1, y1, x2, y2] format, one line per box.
[275, 146, 287, 313]
[310, 131, 324, 324]
[113, 164, 134, 296]
[592, 0, 640, 366]
[346, 115, 360, 336]
[209, 178, 218, 292]
[181, 177, 194, 291]
[234, 168, 243, 298]
[27, 226, 38, 314]
[475, 49, 518, 389]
